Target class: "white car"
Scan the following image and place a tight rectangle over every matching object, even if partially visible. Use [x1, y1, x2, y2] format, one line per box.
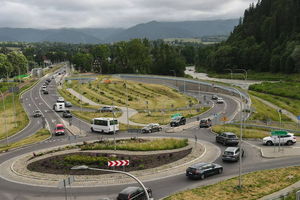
[216, 97, 224, 104]
[57, 97, 65, 103]
[263, 133, 296, 146]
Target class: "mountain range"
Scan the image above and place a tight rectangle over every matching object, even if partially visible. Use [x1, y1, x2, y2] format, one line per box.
[0, 19, 239, 44]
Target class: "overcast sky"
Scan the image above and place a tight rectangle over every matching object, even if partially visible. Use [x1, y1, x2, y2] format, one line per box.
[0, 0, 256, 29]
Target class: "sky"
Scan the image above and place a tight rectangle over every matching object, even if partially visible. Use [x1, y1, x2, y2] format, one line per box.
[0, 0, 257, 29]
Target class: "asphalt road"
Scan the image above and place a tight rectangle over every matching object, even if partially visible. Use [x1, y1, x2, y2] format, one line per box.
[0, 70, 300, 200]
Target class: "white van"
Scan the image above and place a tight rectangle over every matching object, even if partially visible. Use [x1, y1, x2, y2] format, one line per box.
[91, 118, 119, 134]
[53, 102, 65, 112]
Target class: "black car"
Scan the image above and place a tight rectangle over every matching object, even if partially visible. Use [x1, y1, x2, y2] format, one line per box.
[216, 132, 239, 146]
[43, 90, 49, 94]
[199, 119, 212, 128]
[186, 162, 223, 180]
[170, 116, 186, 127]
[62, 110, 72, 118]
[212, 95, 218, 100]
[141, 123, 162, 133]
[222, 147, 244, 162]
[64, 101, 72, 107]
[117, 186, 152, 200]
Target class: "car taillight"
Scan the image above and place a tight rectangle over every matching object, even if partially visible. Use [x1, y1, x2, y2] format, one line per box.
[293, 137, 296, 140]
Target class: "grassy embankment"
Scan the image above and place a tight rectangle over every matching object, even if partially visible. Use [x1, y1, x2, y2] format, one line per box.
[61, 76, 207, 126]
[164, 166, 300, 200]
[0, 129, 50, 152]
[0, 78, 38, 140]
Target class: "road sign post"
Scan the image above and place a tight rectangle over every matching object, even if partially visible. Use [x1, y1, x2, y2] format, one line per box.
[271, 131, 288, 152]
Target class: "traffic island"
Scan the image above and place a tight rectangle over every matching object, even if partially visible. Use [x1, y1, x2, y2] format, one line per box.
[0, 137, 220, 187]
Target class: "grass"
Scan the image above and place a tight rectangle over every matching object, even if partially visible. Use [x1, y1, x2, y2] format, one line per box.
[249, 91, 300, 116]
[0, 129, 50, 152]
[65, 75, 198, 110]
[130, 107, 210, 125]
[248, 95, 291, 122]
[80, 138, 188, 151]
[164, 166, 300, 200]
[212, 124, 270, 139]
[249, 81, 300, 100]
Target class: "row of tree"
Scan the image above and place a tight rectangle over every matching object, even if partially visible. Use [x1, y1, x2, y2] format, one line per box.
[0, 49, 28, 79]
[195, 0, 300, 74]
[71, 39, 186, 76]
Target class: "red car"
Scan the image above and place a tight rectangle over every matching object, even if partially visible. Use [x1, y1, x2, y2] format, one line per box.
[54, 124, 65, 136]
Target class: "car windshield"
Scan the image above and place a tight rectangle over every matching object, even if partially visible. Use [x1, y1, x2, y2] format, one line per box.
[65, 111, 70, 113]
[224, 151, 234, 155]
[56, 126, 64, 130]
[228, 135, 237, 138]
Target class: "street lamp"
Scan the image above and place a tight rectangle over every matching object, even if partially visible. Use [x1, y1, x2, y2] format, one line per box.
[170, 70, 177, 88]
[123, 81, 129, 131]
[224, 68, 233, 79]
[71, 165, 152, 200]
[0, 91, 8, 146]
[236, 69, 247, 80]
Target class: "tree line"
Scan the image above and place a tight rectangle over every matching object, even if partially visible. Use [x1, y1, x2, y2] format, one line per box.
[195, 0, 300, 74]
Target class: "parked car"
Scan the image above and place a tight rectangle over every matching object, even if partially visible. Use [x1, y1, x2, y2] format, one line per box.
[199, 119, 212, 128]
[41, 85, 47, 91]
[117, 186, 152, 200]
[186, 162, 223, 180]
[263, 133, 296, 146]
[98, 106, 115, 112]
[57, 97, 65, 103]
[170, 116, 186, 127]
[54, 124, 65, 136]
[212, 95, 218, 100]
[62, 110, 72, 118]
[216, 97, 224, 104]
[141, 123, 162, 133]
[216, 132, 239, 146]
[43, 90, 49, 94]
[222, 147, 244, 162]
[64, 101, 72, 107]
[33, 110, 42, 118]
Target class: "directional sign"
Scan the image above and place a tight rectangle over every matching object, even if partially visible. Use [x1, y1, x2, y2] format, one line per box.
[220, 116, 228, 122]
[297, 116, 300, 120]
[108, 160, 129, 167]
[171, 113, 182, 119]
[271, 130, 288, 136]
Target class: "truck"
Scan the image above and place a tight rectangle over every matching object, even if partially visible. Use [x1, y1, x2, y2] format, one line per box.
[53, 102, 65, 112]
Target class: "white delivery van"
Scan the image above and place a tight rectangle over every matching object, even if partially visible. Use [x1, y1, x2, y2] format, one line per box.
[91, 118, 119, 134]
[53, 102, 65, 112]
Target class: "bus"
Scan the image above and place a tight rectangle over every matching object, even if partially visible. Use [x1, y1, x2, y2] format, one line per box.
[91, 118, 119, 133]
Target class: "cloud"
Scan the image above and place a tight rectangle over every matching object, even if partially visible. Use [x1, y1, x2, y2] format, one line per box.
[0, 0, 256, 28]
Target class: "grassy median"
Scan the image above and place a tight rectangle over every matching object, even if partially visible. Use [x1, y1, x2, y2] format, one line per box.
[0, 129, 50, 152]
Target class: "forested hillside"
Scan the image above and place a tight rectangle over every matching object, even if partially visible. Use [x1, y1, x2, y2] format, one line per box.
[196, 0, 300, 73]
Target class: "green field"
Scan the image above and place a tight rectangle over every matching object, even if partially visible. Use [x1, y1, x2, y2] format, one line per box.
[249, 91, 300, 117]
[64, 76, 198, 110]
[249, 81, 300, 100]
[208, 72, 300, 81]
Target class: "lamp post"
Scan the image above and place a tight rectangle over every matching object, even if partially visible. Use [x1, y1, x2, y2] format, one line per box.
[124, 81, 129, 131]
[0, 91, 8, 146]
[236, 69, 247, 80]
[170, 70, 177, 88]
[225, 68, 233, 79]
[71, 165, 152, 200]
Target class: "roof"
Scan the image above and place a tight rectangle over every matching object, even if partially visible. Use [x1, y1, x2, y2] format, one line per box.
[93, 118, 117, 120]
[223, 132, 236, 135]
[56, 124, 64, 127]
[224, 147, 239, 152]
[190, 162, 209, 168]
[119, 186, 141, 194]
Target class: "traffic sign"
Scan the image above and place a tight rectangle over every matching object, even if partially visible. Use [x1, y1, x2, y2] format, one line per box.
[297, 116, 300, 120]
[271, 130, 288, 136]
[220, 116, 228, 122]
[108, 160, 130, 167]
[171, 113, 182, 119]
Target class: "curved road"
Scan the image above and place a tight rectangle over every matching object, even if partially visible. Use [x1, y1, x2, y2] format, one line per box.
[0, 70, 299, 200]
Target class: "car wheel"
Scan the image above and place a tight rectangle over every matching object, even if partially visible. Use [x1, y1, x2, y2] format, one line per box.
[266, 141, 273, 146]
[91, 128, 94, 132]
[218, 168, 223, 174]
[200, 174, 205, 180]
[286, 140, 293, 145]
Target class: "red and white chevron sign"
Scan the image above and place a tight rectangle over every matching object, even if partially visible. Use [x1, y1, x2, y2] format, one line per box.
[108, 160, 130, 167]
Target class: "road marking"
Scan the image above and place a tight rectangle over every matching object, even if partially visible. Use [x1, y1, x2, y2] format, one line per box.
[35, 97, 38, 100]
[28, 104, 31, 107]
[52, 119, 56, 123]
[39, 103, 43, 105]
